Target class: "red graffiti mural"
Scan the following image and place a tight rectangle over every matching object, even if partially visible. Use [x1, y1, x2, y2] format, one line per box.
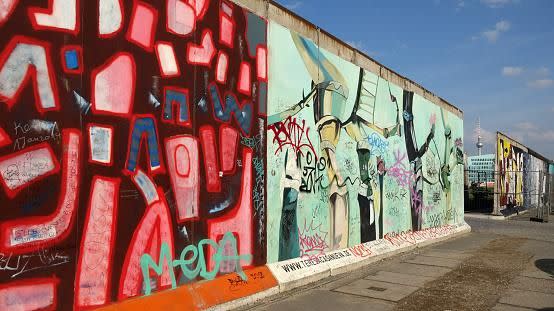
[0, 0, 267, 309]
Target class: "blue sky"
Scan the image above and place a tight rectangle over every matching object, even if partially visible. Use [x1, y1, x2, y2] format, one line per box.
[275, 0, 554, 159]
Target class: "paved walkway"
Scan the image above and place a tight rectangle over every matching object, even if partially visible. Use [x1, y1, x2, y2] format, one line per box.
[238, 219, 554, 311]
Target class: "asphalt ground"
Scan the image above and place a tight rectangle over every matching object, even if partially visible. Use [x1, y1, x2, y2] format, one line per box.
[237, 217, 554, 311]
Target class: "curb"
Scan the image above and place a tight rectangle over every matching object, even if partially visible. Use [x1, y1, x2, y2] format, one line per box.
[211, 223, 471, 310]
[464, 208, 531, 221]
[98, 223, 471, 311]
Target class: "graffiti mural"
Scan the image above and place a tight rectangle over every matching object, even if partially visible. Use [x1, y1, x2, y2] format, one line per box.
[496, 133, 551, 212]
[496, 135, 525, 208]
[0, 0, 467, 309]
[266, 22, 464, 263]
[0, 0, 267, 310]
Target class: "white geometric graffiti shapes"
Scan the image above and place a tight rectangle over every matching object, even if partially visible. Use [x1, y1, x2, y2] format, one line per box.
[88, 124, 113, 165]
[0, 143, 59, 198]
[165, 136, 199, 222]
[0, 36, 59, 112]
[0, 0, 19, 27]
[219, 2, 234, 48]
[0, 278, 59, 310]
[118, 178, 174, 299]
[215, 51, 228, 84]
[0, 129, 81, 254]
[126, 1, 157, 51]
[238, 61, 251, 95]
[167, 0, 195, 36]
[155, 42, 180, 77]
[29, 0, 78, 34]
[257, 46, 267, 81]
[207, 148, 254, 272]
[99, 0, 123, 37]
[188, 0, 209, 19]
[91, 53, 136, 117]
[75, 176, 120, 309]
[186, 30, 215, 66]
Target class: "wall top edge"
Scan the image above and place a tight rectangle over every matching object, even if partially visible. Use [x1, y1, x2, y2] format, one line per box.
[230, 0, 464, 118]
[527, 148, 552, 163]
[497, 131, 552, 163]
[496, 131, 529, 153]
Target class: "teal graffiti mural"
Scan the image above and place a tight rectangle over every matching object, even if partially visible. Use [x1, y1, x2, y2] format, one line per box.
[266, 22, 465, 263]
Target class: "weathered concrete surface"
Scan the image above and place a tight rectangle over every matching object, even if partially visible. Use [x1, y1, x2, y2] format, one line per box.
[238, 217, 554, 311]
[499, 289, 554, 309]
[333, 279, 419, 302]
[403, 255, 462, 268]
[419, 249, 472, 260]
[381, 262, 452, 278]
[254, 289, 396, 311]
[364, 271, 433, 287]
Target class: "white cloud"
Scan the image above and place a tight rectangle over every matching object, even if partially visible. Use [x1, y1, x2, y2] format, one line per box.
[502, 66, 523, 77]
[456, 0, 466, 11]
[515, 122, 538, 131]
[472, 125, 495, 145]
[479, 20, 511, 43]
[527, 79, 554, 89]
[481, 0, 513, 8]
[283, 1, 303, 10]
[551, 107, 554, 113]
[495, 20, 511, 31]
[508, 122, 554, 152]
[536, 67, 550, 77]
[539, 130, 554, 142]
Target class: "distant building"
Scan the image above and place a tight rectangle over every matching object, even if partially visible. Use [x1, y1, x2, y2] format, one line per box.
[467, 154, 495, 184]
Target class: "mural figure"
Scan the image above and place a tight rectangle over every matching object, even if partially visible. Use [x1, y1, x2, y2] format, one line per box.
[498, 137, 524, 207]
[402, 91, 434, 231]
[436, 109, 464, 224]
[271, 33, 401, 260]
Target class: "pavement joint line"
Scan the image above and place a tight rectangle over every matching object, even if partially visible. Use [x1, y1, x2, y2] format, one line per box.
[409, 254, 463, 261]
[495, 301, 538, 310]
[399, 261, 458, 269]
[329, 288, 402, 303]
[361, 275, 427, 288]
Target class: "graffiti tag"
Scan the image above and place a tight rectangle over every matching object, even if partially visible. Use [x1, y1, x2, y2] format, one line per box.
[140, 232, 252, 295]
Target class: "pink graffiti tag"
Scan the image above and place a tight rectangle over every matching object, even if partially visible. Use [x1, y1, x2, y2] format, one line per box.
[387, 150, 413, 188]
[387, 149, 433, 215]
[268, 116, 317, 157]
[298, 218, 328, 260]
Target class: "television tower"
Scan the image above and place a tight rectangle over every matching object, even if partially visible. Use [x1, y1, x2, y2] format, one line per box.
[476, 118, 484, 156]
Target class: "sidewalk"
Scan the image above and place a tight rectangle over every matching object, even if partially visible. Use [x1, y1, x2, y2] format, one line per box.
[464, 206, 533, 221]
[236, 221, 554, 311]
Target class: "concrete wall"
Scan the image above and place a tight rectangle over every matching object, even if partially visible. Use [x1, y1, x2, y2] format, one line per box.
[266, 21, 465, 263]
[0, 0, 464, 310]
[495, 132, 550, 212]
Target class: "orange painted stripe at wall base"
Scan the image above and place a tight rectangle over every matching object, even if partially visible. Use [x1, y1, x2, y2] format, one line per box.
[97, 266, 278, 311]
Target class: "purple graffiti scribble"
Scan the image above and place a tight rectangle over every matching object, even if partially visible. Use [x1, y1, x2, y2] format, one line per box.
[387, 149, 433, 215]
[387, 150, 413, 188]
